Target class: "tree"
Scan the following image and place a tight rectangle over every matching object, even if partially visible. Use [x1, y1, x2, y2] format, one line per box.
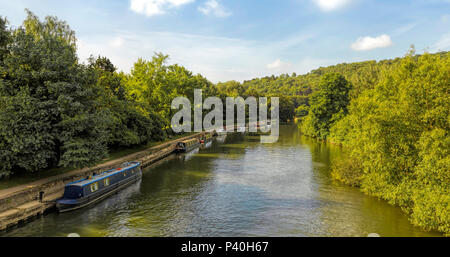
[23, 9, 76, 48]
[301, 73, 351, 139]
[0, 17, 9, 63]
[295, 105, 309, 118]
[330, 53, 450, 235]
[89, 55, 165, 147]
[124, 52, 215, 133]
[0, 11, 108, 176]
[278, 96, 295, 122]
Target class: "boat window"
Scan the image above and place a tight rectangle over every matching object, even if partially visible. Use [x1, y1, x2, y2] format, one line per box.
[63, 186, 82, 199]
[104, 178, 110, 186]
[90, 182, 99, 192]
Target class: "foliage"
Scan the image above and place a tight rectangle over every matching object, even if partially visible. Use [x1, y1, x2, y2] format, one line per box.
[331, 156, 363, 187]
[0, 13, 110, 174]
[295, 105, 309, 118]
[88, 55, 165, 147]
[300, 73, 351, 139]
[0, 10, 448, 236]
[0, 12, 206, 177]
[329, 53, 450, 235]
[226, 47, 449, 235]
[123, 53, 216, 131]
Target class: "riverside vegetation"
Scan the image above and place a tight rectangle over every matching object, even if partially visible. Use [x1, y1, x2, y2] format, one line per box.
[226, 50, 449, 235]
[0, 11, 448, 235]
[299, 52, 449, 236]
[0, 11, 217, 178]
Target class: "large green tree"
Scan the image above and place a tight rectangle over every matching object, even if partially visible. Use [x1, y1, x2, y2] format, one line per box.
[124, 53, 215, 132]
[89, 55, 165, 147]
[300, 73, 351, 139]
[0, 11, 108, 176]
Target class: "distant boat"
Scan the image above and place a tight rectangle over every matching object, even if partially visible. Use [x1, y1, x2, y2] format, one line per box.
[199, 133, 213, 144]
[215, 134, 227, 143]
[176, 138, 200, 153]
[237, 126, 246, 133]
[56, 162, 142, 213]
[201, 141, 212, 149]
[215, 128, 227, 135]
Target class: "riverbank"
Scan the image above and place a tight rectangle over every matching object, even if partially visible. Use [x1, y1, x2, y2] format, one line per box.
[0, 133, 196, 191]
[0, 132, 211, 231]
[1, 124, 440, 237]
[296, 122, 446, 236]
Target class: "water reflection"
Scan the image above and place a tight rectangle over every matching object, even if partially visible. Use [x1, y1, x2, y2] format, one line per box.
[0, 125, 441, 237]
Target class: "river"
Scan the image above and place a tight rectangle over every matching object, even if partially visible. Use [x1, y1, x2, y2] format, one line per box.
[1, 124, 440, 237]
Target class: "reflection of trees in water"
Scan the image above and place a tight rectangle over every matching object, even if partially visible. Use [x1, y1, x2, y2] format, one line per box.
[298, 126, 440, 237]
[176, 148, 199, 162]
[124, 142, 221, 236]
[2, 125, 440, 237]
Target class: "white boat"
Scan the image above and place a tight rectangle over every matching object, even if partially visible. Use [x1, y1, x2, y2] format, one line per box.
[215, 128, 227, 135]
[237, 126, 246, 133]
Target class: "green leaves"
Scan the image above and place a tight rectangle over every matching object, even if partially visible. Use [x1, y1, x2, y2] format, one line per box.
[0, 90, 56, 174]
[327, 52, 450, 235]
[301, 73, 351, 139]
[23, 9, 76, 49]
[0, 11, 108, 176]
[123, 52, 215, 132]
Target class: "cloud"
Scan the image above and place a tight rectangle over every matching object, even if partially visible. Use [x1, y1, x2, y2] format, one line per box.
[393, 22, 417, 35]
[130, 0, 194, 16]
[351, 34, 393, 51]
[431, 32, 450, 51]
[198, 0, 231, 17]
[266, 59, 292, 70]
[77, 31, 328, 82]
[109, 37, 124, 48]
[313, 0, 351, 12]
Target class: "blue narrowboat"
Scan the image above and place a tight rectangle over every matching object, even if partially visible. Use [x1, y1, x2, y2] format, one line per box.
[56, 162, 142, 212]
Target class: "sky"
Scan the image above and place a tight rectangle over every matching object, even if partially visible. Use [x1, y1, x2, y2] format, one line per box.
[1, 0, 449, 82]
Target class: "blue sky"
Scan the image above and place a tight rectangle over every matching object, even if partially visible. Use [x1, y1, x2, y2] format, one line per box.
[1, 0, 449, 82]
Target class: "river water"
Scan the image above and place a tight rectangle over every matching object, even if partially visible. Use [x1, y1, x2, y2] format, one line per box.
[1, 125, 440, 237]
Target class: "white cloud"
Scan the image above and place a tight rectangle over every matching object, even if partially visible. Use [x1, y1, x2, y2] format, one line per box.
[313, 0, 351, 12]
[130, 0, 194, 16]
[109, 37, 125, 48]
[266, 59, 292, 70]
[351, 34, 393, 51]
[431, 32, 450, 51]
[198, 0, 231, 17]
[77, 31, 330, 82]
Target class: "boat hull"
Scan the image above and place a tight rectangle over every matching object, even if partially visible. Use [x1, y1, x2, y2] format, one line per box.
[175, 140, 200, 153]
[56, 170, 142, 213]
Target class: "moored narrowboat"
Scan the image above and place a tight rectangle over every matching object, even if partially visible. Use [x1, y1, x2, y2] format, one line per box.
[176, 138, 200, 153]
[56, 162, 142, 212]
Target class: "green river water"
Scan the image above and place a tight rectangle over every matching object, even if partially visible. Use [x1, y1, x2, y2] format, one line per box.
[1, 124, 441, 237]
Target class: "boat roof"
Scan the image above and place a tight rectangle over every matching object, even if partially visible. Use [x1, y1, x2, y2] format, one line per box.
[180, 138, 198, 143]
[67, 162, 140, 187]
